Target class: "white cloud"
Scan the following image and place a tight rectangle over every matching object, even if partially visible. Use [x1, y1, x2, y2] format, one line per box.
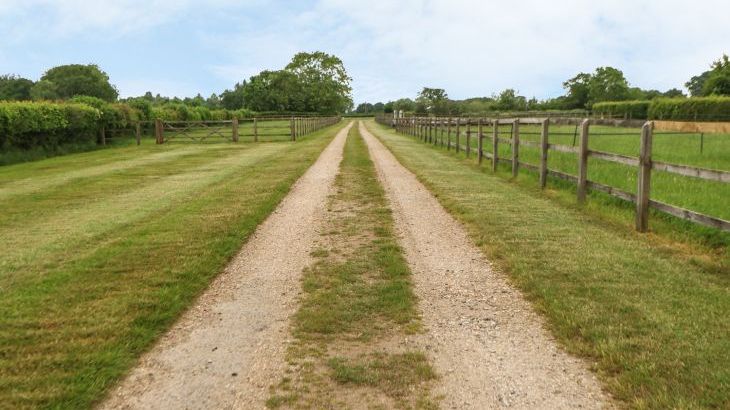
[1, 0, 728, 102]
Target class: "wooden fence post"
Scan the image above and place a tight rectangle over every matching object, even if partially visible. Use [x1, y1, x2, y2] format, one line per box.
[100, 126, 106, 146]
[232, 117, 239, 142]
[636, 121, 654, 232]
[539, 118, 549, 188]
[155, 119, 163, 144]
[466, 121, 471, 157]
[428, 119, 432, 144]
[253, 117, 258, 142]
[492, 119, 498, 172]
[135, 122, 141, 146]
[477, 119, 484, 164]
[455, 118, 461, 153]
[577, 119, 590, 203]
[440, 119, 445, 146]
[511, 119, 520, 177]
[290, 116, 296, 141]
[447, 118, 452, 150]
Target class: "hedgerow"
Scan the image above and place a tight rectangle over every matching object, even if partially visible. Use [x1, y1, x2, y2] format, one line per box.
[0, 101, 100, 150]
[647, 97, 730, 121]
[592, 100, 650, 119]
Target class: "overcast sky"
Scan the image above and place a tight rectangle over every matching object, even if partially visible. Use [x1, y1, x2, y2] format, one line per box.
[1, 0, 728, 104]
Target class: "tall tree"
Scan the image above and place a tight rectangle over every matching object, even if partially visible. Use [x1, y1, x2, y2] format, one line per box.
[587, 67, 630, 105]
[284, 51, 352, 113]
[34, 64, 118, 101]
[416, 87, 449, 114]
[702, 54, 730, 96]
[563, 72, 592, 109]
[0, 75, 34, 101]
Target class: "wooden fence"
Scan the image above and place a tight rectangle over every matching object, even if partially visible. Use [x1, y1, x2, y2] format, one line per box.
[376, 114, 730, 232]
[152, 116, 341, 144]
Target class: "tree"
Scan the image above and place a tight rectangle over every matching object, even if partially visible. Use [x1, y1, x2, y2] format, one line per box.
[587, 67, 630, 105]
[0, 75, 34, 100]
[284, 51, 352, 113]
[29, 80, 59, 100]
[494, 89, 527, 111]
[355, 102, 374, 114]
[702, 54, 730, 96]
[563, 72, 592, 109]
[220, 81, 246, 110]
[241, 70, 304, 112]
[663, 88, 686, 98]
[685, 71, 711, 96]
[35, 64, 118, 101]
[206, 93, 221, 109]
[416, 87, 449, 114]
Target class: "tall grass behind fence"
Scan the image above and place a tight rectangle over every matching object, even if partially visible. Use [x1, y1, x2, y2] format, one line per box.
[375, 114, 730, 233]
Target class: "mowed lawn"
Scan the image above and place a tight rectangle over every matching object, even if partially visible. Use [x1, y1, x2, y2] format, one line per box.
[0, 122, 343, 409]
[366, 120, 729, 409]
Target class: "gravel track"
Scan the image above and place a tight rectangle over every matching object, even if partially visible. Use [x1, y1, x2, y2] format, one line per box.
[359, 123, 611, 409]
[100, 123, 352, 409]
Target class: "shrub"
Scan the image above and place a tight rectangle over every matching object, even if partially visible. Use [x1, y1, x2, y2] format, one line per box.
[592, 100, 650, 119]
[648, 97, 730, 121]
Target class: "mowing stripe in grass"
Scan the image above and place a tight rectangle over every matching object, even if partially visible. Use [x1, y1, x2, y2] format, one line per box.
[366, 120, 729, 409]
[0, 145, 207, 200]
[267, 123, 436, 409]
[0, 122, 344, 409]
[0, 144, 287, 291]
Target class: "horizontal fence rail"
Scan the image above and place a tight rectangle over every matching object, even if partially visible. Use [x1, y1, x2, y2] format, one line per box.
[153, 116, 341, 144]
[375, 114, 730, 233]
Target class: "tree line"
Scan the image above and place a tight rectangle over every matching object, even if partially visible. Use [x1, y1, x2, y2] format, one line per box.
[0, 51, 353, 115]
[353, 54, 730, 115]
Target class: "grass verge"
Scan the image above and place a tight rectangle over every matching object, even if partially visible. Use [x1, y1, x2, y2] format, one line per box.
[0, 122, 344, 409]
[267, 123, 436, 409]
[366, 120, 729, 409]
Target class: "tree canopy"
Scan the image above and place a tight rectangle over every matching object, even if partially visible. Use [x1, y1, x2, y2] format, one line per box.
[33, 64, 118, 101]
[0, 75, 34, 101]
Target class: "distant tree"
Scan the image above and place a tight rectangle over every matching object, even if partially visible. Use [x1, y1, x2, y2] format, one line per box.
[390, 98, 416, 113]
[685, 71, 711, 97]
[284, 51, 353, 113]
[355, 102, 374, 113]
[221, 81, 246, 110]
[663, 88, 686, 98]
[185, 93, 205, 107]
[702, 54, 730, 96]
[563, 72, 592, 109]
[206, 93, 221, 109]
[587, 67, 630, 105]
[416, 87, 449, 114]
[143, 91, 154, 101]
[494, 89, 527, 111]
[0, 74, 34, 100]
[563, 67, 630, 108]
[29, 80, 59, 100]
[372, 102, 385, 112]
[34, 64, 118, 101]
[241, 70, 303, 112]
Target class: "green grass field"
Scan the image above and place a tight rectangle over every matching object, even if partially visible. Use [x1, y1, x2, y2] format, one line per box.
[0, 121, 344, 408]
[367, 120, 729, 408]
[428, 122, 730, 222]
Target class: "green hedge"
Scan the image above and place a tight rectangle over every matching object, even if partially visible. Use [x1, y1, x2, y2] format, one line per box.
[0, 101, 100, 150]
[592, 100, 650, 119]
[648, 97, 730, 121]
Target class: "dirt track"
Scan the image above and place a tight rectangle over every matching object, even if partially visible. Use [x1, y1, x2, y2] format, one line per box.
[101, 122, 352, 409]
[359, 122, 611, 409]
